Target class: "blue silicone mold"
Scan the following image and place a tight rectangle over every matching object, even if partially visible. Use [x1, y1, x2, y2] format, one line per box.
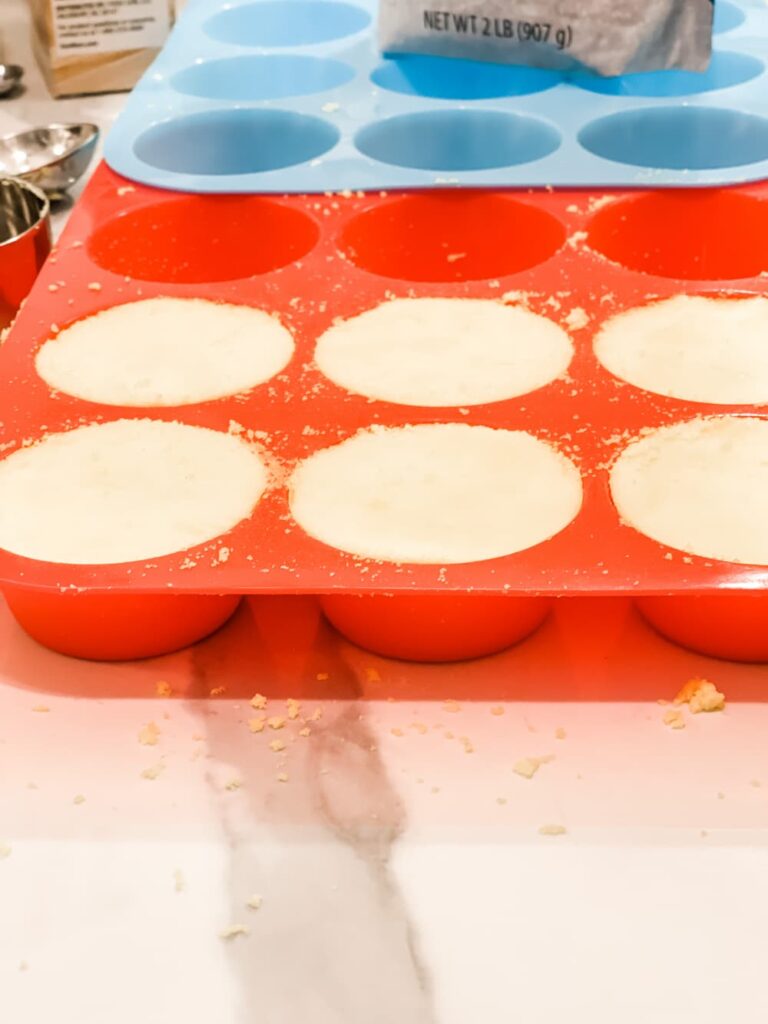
[104, 0, 768, 193]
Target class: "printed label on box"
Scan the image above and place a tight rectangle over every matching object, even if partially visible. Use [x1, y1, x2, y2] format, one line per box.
[52, 0, 171, 57]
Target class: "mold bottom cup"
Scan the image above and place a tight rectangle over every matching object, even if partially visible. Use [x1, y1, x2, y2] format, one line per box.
[320, 593, 552, 662]
[636, 594, 768, 663]
[4, 588, 241, 661]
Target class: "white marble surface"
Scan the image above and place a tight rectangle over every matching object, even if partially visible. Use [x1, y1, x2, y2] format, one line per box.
[2, 4, 768, 1021]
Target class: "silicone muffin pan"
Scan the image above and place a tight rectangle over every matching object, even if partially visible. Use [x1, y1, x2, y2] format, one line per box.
[103, 0, 768, 193]
[4, 163, 768, 661]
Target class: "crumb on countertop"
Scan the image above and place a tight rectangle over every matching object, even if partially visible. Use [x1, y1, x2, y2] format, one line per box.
[269, 739, 286, 753]
[73, 794, 85, 805]
[490, 706, 504, 717]
[141, 762, 165, 780]
[267, 716, 286, 731]
[32, 705, 50, 713]
[225, 779, 243, 791]
[663, 709, 686, 730]
[539, 823, 567, 836]
[0, 842, 11, 859]
[276, 772, 289, 783]
[246, 894, 262, 910]
[219, 924, 250, 940]
[250, 693, 267, 710]
[248, 716, 266, 733]
[286, 699, 301, 720]
[513, 755, 554, 779]
[298, 727, 311, 737]
[138, 722, 161, 746]
[674, 677, 726, 714]
[443, 700, 461, 713]
[555, 727, 567, 740]
[174, 869, 185, 893]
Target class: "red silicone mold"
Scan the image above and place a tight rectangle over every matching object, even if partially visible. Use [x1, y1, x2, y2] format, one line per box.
[2, 164, 768, 661]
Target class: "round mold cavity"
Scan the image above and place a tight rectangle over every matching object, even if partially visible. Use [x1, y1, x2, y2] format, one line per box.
[339, 192, 565, 282]
[371, 55, 560, 100]
[354, 110, 561, 171]
[4, 589, 241, 661]
[570, 51, 763, 97]
[134, 109, 339, 176]
[713, 1, 746, 34]
[321, 593, 553, 662]
[204, 0, 370, 46]
[578, 106, 768, 171]
[586, 190, 768, 280]
[88, 194, 319, 283]
[171, 55, 355, 101]
[637, 595, 768, 664]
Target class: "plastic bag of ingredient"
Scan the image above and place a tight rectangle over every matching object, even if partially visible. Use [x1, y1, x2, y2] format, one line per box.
[379, 0, 714, 76]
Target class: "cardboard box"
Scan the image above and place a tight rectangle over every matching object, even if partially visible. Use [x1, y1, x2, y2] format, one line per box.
[29, 0, 174, 97]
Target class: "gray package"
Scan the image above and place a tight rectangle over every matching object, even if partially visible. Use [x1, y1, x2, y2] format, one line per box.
[378, 0, 714, 76]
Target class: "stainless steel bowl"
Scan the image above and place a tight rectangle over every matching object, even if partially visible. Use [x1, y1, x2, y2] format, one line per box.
[0, 123, 99, 198]
[0, 65, 24, 97]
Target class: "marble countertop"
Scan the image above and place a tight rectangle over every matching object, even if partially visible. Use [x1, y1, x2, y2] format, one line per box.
[2, 5, 768, 1020]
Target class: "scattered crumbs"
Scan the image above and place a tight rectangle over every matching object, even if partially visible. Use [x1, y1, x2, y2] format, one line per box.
[321, 101, 340, 112]
[267, 716, 286, 731]
[310, 708, 324, 722]
[750, 779, 762, 788]
[117, 185, 135, 196]
[496, 797, 508, 806]
[446, 252, 466, 262]
[209, 686, 226, 697]
[431, 786, 441, 794]
[717, 791, 726, 800]
[156, 681, 172, 697]
[365, 667, 381, 683]
[47, 283, 58, 292]
[269, 739, 286, 753]
[32, 705, 50, 713]
[87, 282, 102, 291]
[219, 924, 249, 941]
[286, 698, 301, 720]
[316, 672, 329, 681]
[0, 842, 11, 859]
[538, 823, 567, 837]
[663, 552, 674, 561]
[674, 678, 725, 714]
[225, 779, 243, 791]
[443, 699, 461, 713]
[298, 726, 311, 737]
[276, 772, 289, 783]
[141, 762, 165, 780]
[555, 727, 567, 740]
[662, 709, 686, 730]
[390, 727, 404, 738]
[564, 307, 589, 331]
[174, 869, 185, 893]
[250, 693, 267, 710]
[459, 736, 474, 754]
[513, 755, 554, 779]
[138, 722, 161, 746]
[248, 716, 266, 733]
[51, 323, 60, 334]
[217, 546, 230, 564]
[73, 794, 86, 805]
[410, 722, 428, 734]
[490, 706, 504, 717]
[246, 894, 262, 910]
[444, 730, 455, 740]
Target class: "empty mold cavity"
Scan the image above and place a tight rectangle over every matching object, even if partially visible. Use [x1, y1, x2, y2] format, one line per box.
[586, 190, 768, 280]
[354, 110, 561, 171]
[89, 195, 319, 283]
[579, 107, 768, 171]
[371, 55, 560, 100]
[171, 55, 355, 101]
[134, 109, 339, 175]
[339, 192, 565, 282]
[204, 0, 370, 46]
[571, 51, 763, 97]
[713, 1, 746, 33]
